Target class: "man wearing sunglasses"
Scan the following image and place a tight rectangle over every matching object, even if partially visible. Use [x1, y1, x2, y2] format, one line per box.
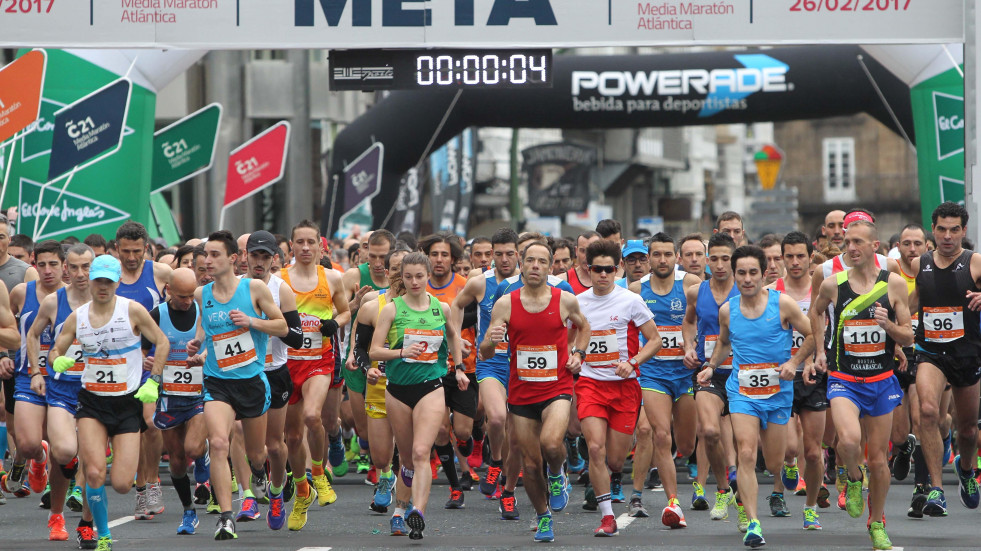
[616, 240, 651, 289]
[575, 239, 660, 536]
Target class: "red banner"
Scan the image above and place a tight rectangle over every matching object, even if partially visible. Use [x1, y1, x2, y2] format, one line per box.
[223, 121, 290, 209]
[0, 50, 46, 144]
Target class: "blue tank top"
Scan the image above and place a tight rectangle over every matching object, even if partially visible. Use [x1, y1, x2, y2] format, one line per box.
[202, 278, 268, 380]
[476, 270, 507, 371]
[159, 302, 202, 406]
[725, 290, 792, 406]
[639, 272, 688, 377]
[17, 281, 53, 375]
[117, 260, 161, 311]
[695, 281, 740, 367]
[53, 287, 84, 380]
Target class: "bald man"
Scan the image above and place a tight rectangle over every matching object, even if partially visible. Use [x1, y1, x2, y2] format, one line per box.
[823, 210, 845, 251]
[236, 234, 252, 276]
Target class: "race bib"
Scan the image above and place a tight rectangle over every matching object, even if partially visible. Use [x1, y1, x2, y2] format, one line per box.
[265, 353, 273, 368]
[922, 307, 964, 343]
[36, 344, 49, 376]
[83, 357, 128, 395]
[494, 332, 509, 356]
[402, 328, 444, 364]
[737, 363, 781, 399]
[162, 362, 203, 396]
[656, 325, 684, 359]
[791, 331, 806, 356]
[516, 345, 558, 382]
[843, 319, 887, 357]
[585, 329, 619, 369]
[703, 335, 732, 367]
[213, 327, 258, 371]
[911, 313, 919, 332]
[288, 314, 326, 360]
[64, 340, 85, 374]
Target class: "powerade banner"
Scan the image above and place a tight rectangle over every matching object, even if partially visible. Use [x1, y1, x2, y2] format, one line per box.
[3, 49, 155, 242]
[0, 1, 962, 48]
[47, 79, 131, 180]
[523, 143, 596, 217]
[430, 137, 459, 233]
[454, 129, 475, 237]
[910, 67, 964, 226]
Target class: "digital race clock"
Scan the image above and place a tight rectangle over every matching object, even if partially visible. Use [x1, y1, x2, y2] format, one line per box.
[329, 49, 552, 91]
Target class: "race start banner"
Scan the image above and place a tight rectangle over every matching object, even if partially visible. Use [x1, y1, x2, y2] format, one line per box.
[47, 78, 131, 180]
[910, 66, 964, 226]
[221, 121, 290, 229]
[151, 102, 222, 193]
[0, 50, 46, 144]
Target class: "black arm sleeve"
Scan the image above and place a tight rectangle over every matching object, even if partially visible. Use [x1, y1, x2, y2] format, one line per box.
[280, 310, 305, 349]
[353, 323, 375, 372]
[462, 301, 478, 330]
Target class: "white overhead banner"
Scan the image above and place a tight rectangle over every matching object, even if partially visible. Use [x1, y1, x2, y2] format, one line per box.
[0, 0, 964, 49]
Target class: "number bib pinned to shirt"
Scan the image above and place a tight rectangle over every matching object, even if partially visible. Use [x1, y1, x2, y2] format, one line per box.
[213, 327, 258, 371]
[656, 325, 683, 359]
[64, 341, 85, 374]
[737, 363, 781, 399]
[288, 314, 326, 361]
[402, 328, 444, 364]
[585, 329, 619, 369]
[516, 345, 558, 382]
[162, 363, 203, 396]
[922, 307, 964, 343]
[36, 344, 50, 376]
[843, 319, 886, 357]
[83, 357, 128, 396]
[703, 335, 732, 367]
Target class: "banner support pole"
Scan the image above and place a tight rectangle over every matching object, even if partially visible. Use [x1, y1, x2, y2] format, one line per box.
[0, 130, 21, 214]
[33, 166, 77, 240]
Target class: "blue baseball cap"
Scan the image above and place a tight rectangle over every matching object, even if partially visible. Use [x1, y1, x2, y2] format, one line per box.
[89, 254, 122, 282]
[622, 240, 647, 258]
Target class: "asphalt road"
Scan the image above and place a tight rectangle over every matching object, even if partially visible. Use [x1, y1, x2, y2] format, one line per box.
[0, 463, 975, 550]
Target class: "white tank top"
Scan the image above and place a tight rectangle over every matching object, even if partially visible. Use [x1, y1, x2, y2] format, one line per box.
[264, 275, 288, 371]
[77, 297, 144, 396]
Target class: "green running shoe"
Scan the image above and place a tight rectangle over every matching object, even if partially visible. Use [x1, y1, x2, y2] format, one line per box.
[868, 520, 892, 550]
[845, 479, 864, 518]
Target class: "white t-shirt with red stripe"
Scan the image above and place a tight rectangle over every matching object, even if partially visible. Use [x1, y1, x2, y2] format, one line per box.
[576, 285, 654, 382]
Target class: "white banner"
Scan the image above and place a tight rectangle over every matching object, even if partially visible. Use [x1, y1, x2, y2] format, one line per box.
[0, 0, 963, 49]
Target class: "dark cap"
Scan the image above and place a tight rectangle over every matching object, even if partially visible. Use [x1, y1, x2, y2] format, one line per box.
[247, 231, 278, 256]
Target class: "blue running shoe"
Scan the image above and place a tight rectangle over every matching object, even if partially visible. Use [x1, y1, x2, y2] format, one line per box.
[406, 509, 425, 540]
[267, 492, 286, 530]
[534, 513, 555, 542]
[954, 455, 980, 509]
[236, 497, 260, 522]
[781, 461, 799, 493]
[567, 455, 586, 474]
[687, 462, 697, 481]
[728, 466, 738, 486]
[923, 487, 948, 517]
[548, 471, 570, 512]
[374, 471, 395, 508]
[942, 431, 953, 466]
[177, 509, 199, 535]
[390, 514, 408, 536]
[610, 477, 625, 503]
[743, 519, 765, 548]
[328, 438, 345, 468]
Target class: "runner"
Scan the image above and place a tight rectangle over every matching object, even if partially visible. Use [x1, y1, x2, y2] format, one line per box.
[596, 219, 623, 245]
[682, 233, 738, 522]
[823, 210, 846, 251]
[629, 232, 702, 528]
[188, 230, 287, 540]
[616, 240, 650, 288]
[697, 245, 815, 548]
[908, 201, 981, 518]
[810, 217, 913, 550]
[49, 254, 172, 551]
[551, 239, 575, 277]
[469, 237, 493, 272]
[679, 234, 708, 280]
[560, 231, 601, 294]
[370, 251, 463, 540]
[576, 239, 660, 536]
[280, 220, 351, 528]
[480, 241, 590, 543]
[713, 211, 748, 246]
[760, 235, 785, 287]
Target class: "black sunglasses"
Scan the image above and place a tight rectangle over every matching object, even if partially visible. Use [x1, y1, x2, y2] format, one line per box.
[588, 265, 617, 274]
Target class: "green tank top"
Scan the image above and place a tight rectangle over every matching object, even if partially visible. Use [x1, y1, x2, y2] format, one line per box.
[386, 295, 448, 385]
[359, 263, 387, 291]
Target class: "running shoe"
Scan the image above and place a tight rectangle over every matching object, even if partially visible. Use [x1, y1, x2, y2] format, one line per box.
[837, 490, 846, 510]
[311, 473, 337, 505]
[135, 488, 153, 520]
[178, 508, 199, 535]
[252, 473, 270, 505]
[817, 485, 831, 508]
[891, 434, 915, 481]
[267, 493, 286, 530]
[390, 514, 408, 536]
[691, 481, 708, 510]
[942, 431, 952, 466]
[835, 465, 847, 494]
[333, 456, 349, 477]
[480, 465, 502, 495]
[215, 517, 237, 540]
[908, 484, 928, 518]
[194, 482, 211, 505]
[468, 438, 484, 470]
[923, 486, 948, 517]
[781, 461, 800, 492]
[374, 471, 395, 508]
[445, 488, 465, 509]
[345, 437, 360, 464]
[206, 491, 221, 514]
[356, 455, 371, 474]
[566, 437, 586, 474]
[284, 475, 296, 503]
[1, 463, 25, 494]
[67, 485, 84, 512]
[646, 468, 662, 489]
[237, 496, 260, 522]
[406, 509, 425, 540]
[954, 454, 980, 509]
[459, 468, 474, 491]
[628, 495, 649, 518]
[728, 466, 737, 486]
[794, 479, 807, 496]
[687, 462, 697, 480]
[48, 512, 68, 541]
[0, 490, 5, 506]
[500, 493, 520, 520]
[594, 514, 618, 537]
[661, 496, 687, 528]
[802, 507, 821, 530]
[711, 487, 734, 520]
[845, 479, 864, 518]
[547, 470, 570, 512]
[76, 526, 97, 549]
[611, 476, 625, 503]
[743, 519, 765, 548]
[582, 486, 597, 511]
[736, 502, 749, 533]
[40, 483, 51, 509]
[534, 513, 554, 542]
[400, 465, 414, 488]
[363, 465, 377, 486]
[328, 438, 345, 468]
[96, 535, 113, 551]
[868, 520, 892, 550]
[287, 487, 317, 531]
[147, 482, 165, 515]
[28, 441, 49, 494]
[767, 492, 789, 517]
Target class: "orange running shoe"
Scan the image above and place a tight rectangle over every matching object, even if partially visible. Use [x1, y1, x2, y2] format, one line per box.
[48, 513, 68, 541]
[28, 441, 49, 494]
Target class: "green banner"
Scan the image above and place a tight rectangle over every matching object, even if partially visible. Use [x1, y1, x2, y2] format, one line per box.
[1, 49, 155, 241]
[152, 103, 221, 193]
[911, 67, 964, 226]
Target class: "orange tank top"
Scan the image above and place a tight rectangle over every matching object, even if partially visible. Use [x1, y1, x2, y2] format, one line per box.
[281, 265, 334, 360]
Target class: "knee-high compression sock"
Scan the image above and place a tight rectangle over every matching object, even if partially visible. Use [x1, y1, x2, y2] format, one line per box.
[0, 423, 7, 462]
[471, 420, 485, 443]
[86, 484, 110, 539]
[435, 443, 461, 490]
[172, 474, 193, 509]
[913, 444, 930, 486]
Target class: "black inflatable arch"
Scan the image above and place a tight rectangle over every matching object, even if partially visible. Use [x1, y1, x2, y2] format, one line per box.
[324, 45, 914, 235]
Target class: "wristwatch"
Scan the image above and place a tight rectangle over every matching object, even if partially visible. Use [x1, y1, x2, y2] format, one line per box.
[701, 361, 717, 370]
[455, 364, 466, 372]
[627, 357, 639, 369]
[150, 374, 162, 385]
[572, 348, 587, 362]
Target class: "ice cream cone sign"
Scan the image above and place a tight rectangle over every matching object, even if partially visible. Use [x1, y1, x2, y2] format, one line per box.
[754, 144, 784, 190]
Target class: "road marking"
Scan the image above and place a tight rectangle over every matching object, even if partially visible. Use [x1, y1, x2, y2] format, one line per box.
[615, 512, 635, 530]
[108, 516, 134, 529]
[297, 548, 333, 551]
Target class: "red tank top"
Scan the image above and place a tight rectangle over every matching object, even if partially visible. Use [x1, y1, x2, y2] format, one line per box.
[566, 267, 590, 295]
[507, 286, 571, 405]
